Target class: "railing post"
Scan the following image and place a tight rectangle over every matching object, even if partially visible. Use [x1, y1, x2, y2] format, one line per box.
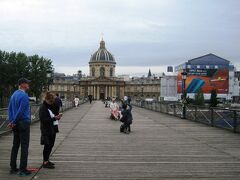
[181, 103, 186, 119]
[173, 104, 176, 116]
[233, 110, 237, 133]
[194, 106, 197, 121]
[211, 108, 214, 127]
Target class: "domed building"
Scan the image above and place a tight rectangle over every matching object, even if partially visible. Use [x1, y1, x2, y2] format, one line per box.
[89, 38, 116, 78]
[79, 38, 125, 100]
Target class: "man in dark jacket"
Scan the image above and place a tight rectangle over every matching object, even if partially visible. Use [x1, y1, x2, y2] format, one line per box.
[120, 103, 133, 134]
[88, 95, 93, 104]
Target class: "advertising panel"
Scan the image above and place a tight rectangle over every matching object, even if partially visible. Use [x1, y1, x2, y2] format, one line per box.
[177, 68, 229, 94]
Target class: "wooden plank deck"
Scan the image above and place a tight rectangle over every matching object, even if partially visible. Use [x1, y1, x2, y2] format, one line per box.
[1, 101, 240, 179]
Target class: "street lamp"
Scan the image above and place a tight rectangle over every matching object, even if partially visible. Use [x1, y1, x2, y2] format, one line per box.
[73, 83, 77, 97]
[46, 70, 52, 90]
[141, 82, 144, 98]
[141, 82, 144, 107]
[181, 70, 188, 119]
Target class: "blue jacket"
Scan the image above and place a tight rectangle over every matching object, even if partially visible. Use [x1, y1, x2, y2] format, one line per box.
[8, 90, 30, 123]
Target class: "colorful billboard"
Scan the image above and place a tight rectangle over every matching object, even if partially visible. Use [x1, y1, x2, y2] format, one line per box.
[177, 68, 229, 94]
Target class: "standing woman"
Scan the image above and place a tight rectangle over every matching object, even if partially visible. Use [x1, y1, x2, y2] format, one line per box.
[39, 92, 62, 169]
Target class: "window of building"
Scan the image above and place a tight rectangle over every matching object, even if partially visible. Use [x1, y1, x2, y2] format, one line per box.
[110, 68, 113, 77]
[92, 67, 95, 77]
[100, 67, 105, 77]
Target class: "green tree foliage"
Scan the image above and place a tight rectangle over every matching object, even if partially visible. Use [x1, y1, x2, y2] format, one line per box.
[194, 89, 205, 106]
[0, 50, 53, 107]
[210, 89, 218, 107]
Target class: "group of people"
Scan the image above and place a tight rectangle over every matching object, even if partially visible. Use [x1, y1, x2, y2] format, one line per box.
[109, 96, 133, 134]
[7, 77, 132, 177]
[7, 78, 63, 177]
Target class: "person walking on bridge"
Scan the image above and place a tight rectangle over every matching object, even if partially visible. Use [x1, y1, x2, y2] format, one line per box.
[74, 96, 80, 108]
[8, 78, 32, 176]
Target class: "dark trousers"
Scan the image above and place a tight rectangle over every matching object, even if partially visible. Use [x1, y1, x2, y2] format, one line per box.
[123, 122, 131, 132]
[43, 134, 56, 162]
[10, 121, 30, 171]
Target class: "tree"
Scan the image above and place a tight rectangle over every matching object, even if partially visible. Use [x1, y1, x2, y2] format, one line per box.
[0, 50, 54, 107]
[210, 89, 218, 107]
[28, 55, 54, 103]
[194, 89, 205, 106]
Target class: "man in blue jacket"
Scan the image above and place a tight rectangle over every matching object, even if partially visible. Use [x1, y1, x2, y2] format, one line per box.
[8, 78, 31, 176]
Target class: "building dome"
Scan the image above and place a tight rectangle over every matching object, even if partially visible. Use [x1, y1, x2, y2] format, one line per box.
[90, 39, 116, 64]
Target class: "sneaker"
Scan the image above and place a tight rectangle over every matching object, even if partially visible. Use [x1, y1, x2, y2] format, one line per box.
[125, 130, 130, 134]
[9, 168, 19, 174]
[42, 162, 55, 169]
[19, 169, 32, 177]
[48, 161, 55, 165]
[124, 128, 129, 134]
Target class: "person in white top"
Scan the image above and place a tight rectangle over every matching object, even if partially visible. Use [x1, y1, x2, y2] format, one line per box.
[110, 98, 120, 120]
[74, 96, 80, 107]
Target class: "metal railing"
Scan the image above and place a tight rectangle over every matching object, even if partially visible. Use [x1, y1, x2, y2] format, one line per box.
[0, 100, 86, 135]
[132, 100, 240, 133]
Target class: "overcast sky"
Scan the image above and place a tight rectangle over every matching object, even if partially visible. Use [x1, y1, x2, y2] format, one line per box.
[0, 0, 239, 75]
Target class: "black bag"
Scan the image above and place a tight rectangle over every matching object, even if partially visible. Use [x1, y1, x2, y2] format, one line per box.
[120, 124, 124, 132]
[54, 125, 59, 133]
[41, 135, 49, 145]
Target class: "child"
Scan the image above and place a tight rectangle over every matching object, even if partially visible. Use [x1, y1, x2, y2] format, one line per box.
[120, 103, 133, 134]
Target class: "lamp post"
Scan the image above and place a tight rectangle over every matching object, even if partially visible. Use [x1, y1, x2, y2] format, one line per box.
[141, 82, 144, 98]
[73, 83, 77, 98]
[46, 70, 52, 91]
[181, 70, 188, 119]
[141, 82, 144, 107]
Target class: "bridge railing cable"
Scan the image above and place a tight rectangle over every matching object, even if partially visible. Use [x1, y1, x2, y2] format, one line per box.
[132, 100, 240, 133]
[0, 99, 87, 136]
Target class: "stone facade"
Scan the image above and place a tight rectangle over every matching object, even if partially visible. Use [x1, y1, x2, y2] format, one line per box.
[49, 73, 80, 100]
[79, 39, 125, 100]
[124, 77, 160, 100]
[50, 39, 161, 101]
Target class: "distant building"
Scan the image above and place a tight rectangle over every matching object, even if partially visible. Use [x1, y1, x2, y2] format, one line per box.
[50, 40, 161, 101]
[124, 72, 161, 100]
[175, 53, 238, 100]
[147, 69, 152, 78]
[233, 71, 240, 103]
[167, 66, 173, 72]
[160, 72, 178, 101]
[49, 73, 80, 99]
[79, 38, 125, 99]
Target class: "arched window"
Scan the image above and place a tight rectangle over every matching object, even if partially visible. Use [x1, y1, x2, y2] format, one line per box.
[92, 67, 95, 77]
[100, 67, 105, 77]
[110, 68, 113, 77]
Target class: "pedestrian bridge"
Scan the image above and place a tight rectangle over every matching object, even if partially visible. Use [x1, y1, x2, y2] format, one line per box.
[1, 101, 240, 179]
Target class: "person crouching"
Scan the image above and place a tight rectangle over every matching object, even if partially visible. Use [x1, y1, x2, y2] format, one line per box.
[39, 92, 62, 169]
[120, 103, 133, 134]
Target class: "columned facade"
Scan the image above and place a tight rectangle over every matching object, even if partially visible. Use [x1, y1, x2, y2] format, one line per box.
[79, 38, 125, 100]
